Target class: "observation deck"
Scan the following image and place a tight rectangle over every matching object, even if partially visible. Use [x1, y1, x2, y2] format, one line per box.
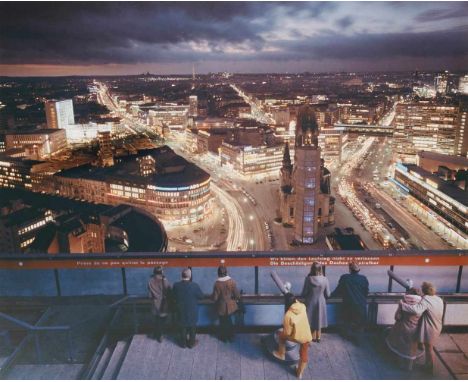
[0, 249, 467, 379]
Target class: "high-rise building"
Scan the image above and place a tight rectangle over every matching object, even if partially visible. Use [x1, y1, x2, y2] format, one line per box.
[434, 72, 449, 95]
[459, 75, 468, 95]
[189, 95, 198, 118]
[97, 131, 114, 167]
[393, 101, 467, 162]
[45, 99, 75, 129]
[279, 107, 335, 244]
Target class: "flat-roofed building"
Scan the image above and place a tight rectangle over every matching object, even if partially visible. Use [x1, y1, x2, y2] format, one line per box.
[0, 156, 43, 190]
[4, 129, 67, 159]
[35, 146, 211, 225]
[393, 156, 467, 249]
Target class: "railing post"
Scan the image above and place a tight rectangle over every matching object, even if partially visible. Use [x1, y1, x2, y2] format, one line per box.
[121, 268, 128, 295]
[387, 265, 394, 292]
[132, 302, 138, 334]
[54, 269, 61, 297]
[456, 266, 463, 293]
[254, 266, 259, 294]
[34, 332, 42, 363]
[67, 330, 74, 362]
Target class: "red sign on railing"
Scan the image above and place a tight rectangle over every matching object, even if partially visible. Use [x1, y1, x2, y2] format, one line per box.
[0, 253, 466, 269]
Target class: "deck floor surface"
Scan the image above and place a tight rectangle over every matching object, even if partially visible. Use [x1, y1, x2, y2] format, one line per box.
[115, 332, 453, 380]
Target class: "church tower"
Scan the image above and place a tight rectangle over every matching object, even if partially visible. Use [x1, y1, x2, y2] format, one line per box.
[292, 106, 322, 244]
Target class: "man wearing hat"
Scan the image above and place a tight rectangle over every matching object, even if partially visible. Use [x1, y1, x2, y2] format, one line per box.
[331, 262, 369, 342]
[148, 266, 171, 342]
[172, 268, 204, 348]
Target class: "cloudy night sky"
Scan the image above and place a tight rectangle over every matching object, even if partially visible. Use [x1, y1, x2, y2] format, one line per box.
[0, 1, 467, 76]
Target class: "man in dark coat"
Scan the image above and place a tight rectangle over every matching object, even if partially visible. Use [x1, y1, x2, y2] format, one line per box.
[172, 268, 204, 348]
[331, 262, 369, 341]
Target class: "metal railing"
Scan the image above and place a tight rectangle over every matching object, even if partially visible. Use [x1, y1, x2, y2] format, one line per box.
[0, 295, 137, 364]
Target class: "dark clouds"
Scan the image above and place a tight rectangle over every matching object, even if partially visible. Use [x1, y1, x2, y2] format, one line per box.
[0, 1, 467, 73]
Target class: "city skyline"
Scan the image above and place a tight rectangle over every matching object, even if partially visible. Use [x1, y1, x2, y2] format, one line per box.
[1, 1, 467, 76]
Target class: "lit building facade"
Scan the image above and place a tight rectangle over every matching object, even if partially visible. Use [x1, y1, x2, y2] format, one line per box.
[279, 107, 335, 244]
[146, 105, 189, 131]
[219, 142, 284, 175]
[459, 75, 468, 95]
[434, 72, 449, 95]
[64, 122, 112, 144]
[4, 129, 67, 159]
[393, 101, 466, 162]
[97, 131, 114, 167]
[189, 95, 198, 117]
[394, 163, 468, 249]
[0, 157, 42, 190]
[45, 99, 75, 129]
[34, 147, 212, 225]
[0, 207, 53, 253]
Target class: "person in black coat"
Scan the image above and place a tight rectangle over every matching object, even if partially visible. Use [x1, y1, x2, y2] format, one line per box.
[172, 268, 204, 348]
[331, 262, 369, 341]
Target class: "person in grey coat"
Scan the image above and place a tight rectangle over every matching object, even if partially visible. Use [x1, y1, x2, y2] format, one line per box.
[400, 281, 443, 375]
[172, 268, 204, 349]
[301, 262, 330, 343]
[147, 266, 171, 342]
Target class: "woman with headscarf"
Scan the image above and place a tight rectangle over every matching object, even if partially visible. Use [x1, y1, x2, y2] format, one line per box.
[385, 287, 424, 369]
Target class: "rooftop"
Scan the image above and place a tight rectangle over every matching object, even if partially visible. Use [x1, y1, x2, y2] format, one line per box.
[57, 146, 210, 188]
[418, 151, 468, 168]
[404, 164, 468, 206]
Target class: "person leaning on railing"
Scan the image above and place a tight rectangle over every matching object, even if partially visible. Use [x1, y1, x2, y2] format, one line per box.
[301, 262, 330, 343]
[385, 287, 424, 370]
[172, 268, 204, 349]
[147, 266, 172, 343]
[399, 281, 443, 375]
[211, 266, 241, 343]
[331, 262, 369, 343]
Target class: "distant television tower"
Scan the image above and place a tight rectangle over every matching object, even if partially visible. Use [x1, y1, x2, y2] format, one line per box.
[192, 63, 196, 81]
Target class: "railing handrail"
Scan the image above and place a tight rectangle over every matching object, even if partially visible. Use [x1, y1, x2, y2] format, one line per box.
[69, 294, 136, 330]
[0, 312, 69, 331]
[0, 295, 135, 333]
[0, 249, 466, 262]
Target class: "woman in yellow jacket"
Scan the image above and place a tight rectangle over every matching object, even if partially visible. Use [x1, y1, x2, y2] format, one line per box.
[273, 297, 313, 378]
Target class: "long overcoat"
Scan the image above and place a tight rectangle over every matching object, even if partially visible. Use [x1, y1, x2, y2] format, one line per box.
[173, 280, 204, 327]
[148, 275, 171, 316]
[331, 273, 369, 323]
[301, 275, 331, 330]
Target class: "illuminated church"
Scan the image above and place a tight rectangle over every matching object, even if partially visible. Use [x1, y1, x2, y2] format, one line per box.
[279, 106, 335, 244]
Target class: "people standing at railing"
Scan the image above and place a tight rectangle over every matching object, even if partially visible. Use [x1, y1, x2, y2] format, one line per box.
[147, 266, 172, 343]
[385, 287, 424, 370]
[273, 297, 312, 379]
[172, 268, 204, 349]
[301, 262, 330, 343]
[400, 281, 443, 375]
[211, 266, 241, 343]
[331, 262, 369, 342]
